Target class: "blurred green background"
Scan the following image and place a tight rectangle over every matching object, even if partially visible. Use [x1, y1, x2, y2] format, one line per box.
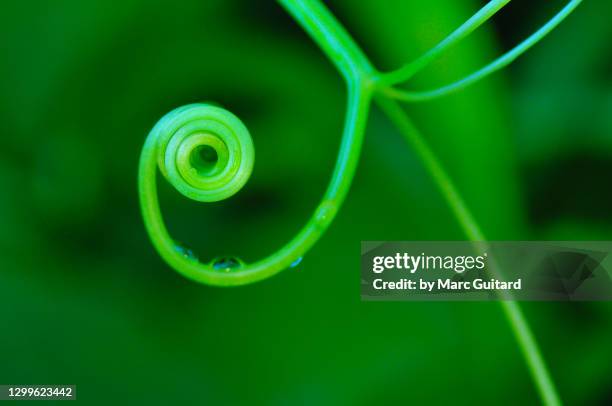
[1, 0, 611, 404]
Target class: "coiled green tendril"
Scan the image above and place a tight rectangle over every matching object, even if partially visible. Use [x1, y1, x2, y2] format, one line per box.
[139, 94, 369, 286]
[154, 104, 254, 202]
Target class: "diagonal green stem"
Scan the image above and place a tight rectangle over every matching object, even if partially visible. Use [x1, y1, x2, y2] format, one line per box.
[278, 0, 376, 80]
[373, 96, 484, 241]
[374, 96, 561, 405]
[379, 0, 511, 86]
[381, 0, 583, 102]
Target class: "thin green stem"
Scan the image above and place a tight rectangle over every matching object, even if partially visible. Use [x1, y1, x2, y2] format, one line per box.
[379, 0, 511, 86]
[502, 300, 562, 406]
[374, 96, 561, 405]
[382, 0, 582, 102]
[373, 95, 484, 241]
[278, 0, 376, 81]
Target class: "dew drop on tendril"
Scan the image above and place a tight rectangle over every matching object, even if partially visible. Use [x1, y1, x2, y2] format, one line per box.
[290, 257, 303, 268]
[174, 243, 198, 261]
[212, 256, 243, 272]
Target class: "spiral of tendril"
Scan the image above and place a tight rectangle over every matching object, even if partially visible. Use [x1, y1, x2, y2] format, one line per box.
[153, 104, 254, 202]
[138, 103, 263, 285]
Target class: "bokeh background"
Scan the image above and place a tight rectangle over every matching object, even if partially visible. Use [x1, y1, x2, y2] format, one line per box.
[1, 0, 610, 404]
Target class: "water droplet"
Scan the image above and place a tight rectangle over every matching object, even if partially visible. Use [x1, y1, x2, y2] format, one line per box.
[315, 201, 337, 228]
[212, 256, 243, 272]
[290, 257, 303, 268]
[174, 243, 198, 261]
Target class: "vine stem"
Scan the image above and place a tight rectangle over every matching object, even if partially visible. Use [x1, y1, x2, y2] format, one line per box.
[374, 97, 561, 406]
[381, 0, 583, 101]
[378, 0, 511, 86]
[280, 0, 566, 404]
